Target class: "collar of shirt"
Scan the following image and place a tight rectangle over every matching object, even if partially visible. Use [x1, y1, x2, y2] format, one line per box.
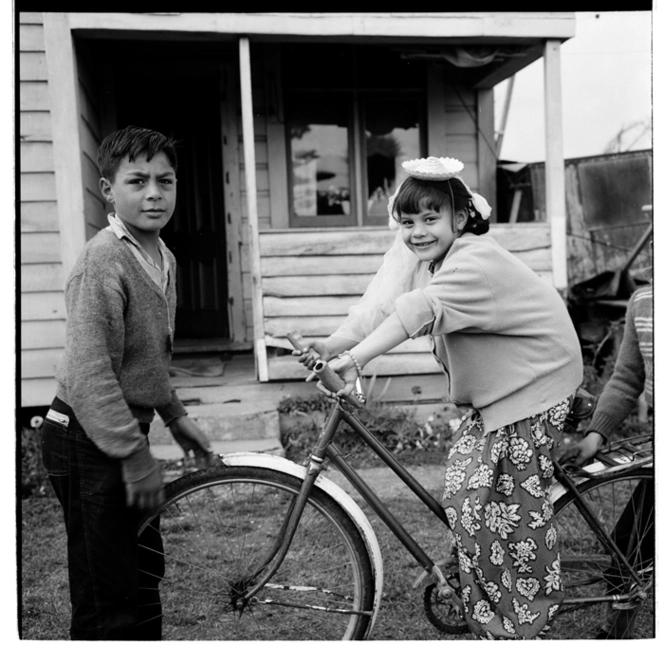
[106, 213, 170, 293]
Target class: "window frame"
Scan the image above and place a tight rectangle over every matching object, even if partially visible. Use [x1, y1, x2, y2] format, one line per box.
[282, 48, 427, 229]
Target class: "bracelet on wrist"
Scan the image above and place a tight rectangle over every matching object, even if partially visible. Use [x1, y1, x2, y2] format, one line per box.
[339, 351, 363, 377]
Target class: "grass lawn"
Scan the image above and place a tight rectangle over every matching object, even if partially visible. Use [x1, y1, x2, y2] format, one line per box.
[18, 481, 465, 641]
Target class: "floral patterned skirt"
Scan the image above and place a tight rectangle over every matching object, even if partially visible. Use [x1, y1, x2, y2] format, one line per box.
[442, 399, 570, 640]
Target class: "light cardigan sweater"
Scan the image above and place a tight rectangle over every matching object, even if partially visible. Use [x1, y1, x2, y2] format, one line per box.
[336, 233, 583, 433]
[56, 228, 186, 482]
[587, 285, 653, 438]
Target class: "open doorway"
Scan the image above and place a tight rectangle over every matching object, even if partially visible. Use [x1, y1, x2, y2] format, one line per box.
[103, 41, 231, 344]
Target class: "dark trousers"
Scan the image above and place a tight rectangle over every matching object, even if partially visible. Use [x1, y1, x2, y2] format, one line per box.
[40, 397, 164, 640]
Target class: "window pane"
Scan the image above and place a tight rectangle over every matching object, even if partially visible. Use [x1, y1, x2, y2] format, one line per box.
[365, 100, 421, 219]
[289, 105, 352, 218]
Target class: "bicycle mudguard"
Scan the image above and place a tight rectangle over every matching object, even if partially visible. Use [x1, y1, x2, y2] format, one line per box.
[220, 451, 384, 636]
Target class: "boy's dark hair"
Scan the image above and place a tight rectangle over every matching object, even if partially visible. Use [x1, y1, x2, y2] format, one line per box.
[392, 176, 490, 235]
[97, 125, 179, 181]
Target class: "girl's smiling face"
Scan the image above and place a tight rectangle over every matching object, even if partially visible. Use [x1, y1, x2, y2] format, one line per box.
[400, 204, 465, 264]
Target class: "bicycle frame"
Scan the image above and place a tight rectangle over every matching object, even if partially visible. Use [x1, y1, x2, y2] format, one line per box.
[242, 391, 653, 618]
[243, 397, 457, 605]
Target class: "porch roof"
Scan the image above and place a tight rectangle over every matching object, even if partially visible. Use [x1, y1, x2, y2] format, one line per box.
[67, 12, 575, 89]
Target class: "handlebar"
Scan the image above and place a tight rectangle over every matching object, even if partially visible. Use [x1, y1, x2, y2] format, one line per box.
[287, 331, 364, 408]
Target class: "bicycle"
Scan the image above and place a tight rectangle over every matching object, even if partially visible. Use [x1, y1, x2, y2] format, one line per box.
[137, 334, 654, 639]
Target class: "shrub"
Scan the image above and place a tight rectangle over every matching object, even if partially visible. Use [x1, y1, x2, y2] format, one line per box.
[20, 417, 51, 499]
[278, 390, 458, 467]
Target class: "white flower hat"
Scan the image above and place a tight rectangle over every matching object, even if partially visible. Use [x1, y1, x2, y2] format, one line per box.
[401, 156, 464, 181]
[387, 156, 492, 227]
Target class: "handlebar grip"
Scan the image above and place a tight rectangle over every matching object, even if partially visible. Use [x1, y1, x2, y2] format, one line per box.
[313, 360, 362, 408]
[286, 330, 307, 352]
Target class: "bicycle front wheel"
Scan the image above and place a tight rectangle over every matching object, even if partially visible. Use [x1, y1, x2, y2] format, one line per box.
[137, 465, 375, 640]
[552, 468, 654, 639]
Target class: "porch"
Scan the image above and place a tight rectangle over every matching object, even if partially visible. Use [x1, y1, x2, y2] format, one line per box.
[149, 348, 450, 460]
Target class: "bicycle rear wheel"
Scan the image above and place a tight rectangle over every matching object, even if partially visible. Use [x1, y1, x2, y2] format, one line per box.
[137, 465, 375, 640]
[552, 468, 654, 639]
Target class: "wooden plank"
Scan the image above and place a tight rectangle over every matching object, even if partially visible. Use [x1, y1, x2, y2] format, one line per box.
[19, 81, 49, 111]
[78, 81, 102, 141]
[21, 320, 67, 349]
[260, 229, 398, 257]
[219, 55, 245, 353]
[264, 295, 362, 317]
[263, 275, 374, 298]
[259, 224, 549, 257]
[83, 187, 108, 233]
[477, 87, 497, 209]
[543, 39, 567, 292]
[21, 292, 66, 321]
[264, 45, 289, 229]
[239, 37, 268, 381]
[43, 12, 88, 278]
[268, 351, 441, 380]
[21, 171, 56, 201]
[21, 232, 61, 264]
[490, 224, 550, 251]
[19, 24, 45, 51]
[474, 43, 545, 90]
[19, 111, 53, 142]
[266, 334, 432, 354]
[20, 201, 59, 232]
[508, 247, 552, 271]
[261, 254, 385, 277]
[21, 348, 63, 379]
[427, 66, 446, 156]
[80, 118, 101, 162]
[21, 377, 58, 408]
[67, 12, 575, 40]
[20, 141, 54, 172]
[19, 52, 48, 81]
[446, 134, 477, 166]
[264, 315, 348, 337]
[19, 13, 44, 25]
[21, 263, 65, 292]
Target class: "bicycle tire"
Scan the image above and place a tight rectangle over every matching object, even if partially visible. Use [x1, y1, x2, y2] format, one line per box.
[137, 465, 375, 640]
[551, 467, 654, 639]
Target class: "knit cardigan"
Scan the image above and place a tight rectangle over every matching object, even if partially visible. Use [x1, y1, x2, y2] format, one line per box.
[56, 229, 186, 479]
[587, 285, 653, 437]
[394, 234, 584, 432]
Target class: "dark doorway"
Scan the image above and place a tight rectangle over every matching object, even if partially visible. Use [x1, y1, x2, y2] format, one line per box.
[111, 44, 229, 340]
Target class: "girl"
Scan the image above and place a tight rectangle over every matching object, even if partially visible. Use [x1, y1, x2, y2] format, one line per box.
[299, 157, 584, 639]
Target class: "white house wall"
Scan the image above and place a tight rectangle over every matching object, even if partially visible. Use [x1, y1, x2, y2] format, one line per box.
[20, 12, 66, 407]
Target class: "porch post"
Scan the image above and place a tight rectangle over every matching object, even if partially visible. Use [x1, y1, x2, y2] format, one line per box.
[543, 39, 567, 294]
[42, 12, 87, 278]
[239, 37, 269, 381]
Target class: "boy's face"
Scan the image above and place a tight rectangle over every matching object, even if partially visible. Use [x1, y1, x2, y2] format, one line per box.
[100, 151, 176, 240]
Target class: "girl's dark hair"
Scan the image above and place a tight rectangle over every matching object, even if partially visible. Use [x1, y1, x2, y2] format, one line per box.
[97, 125, 179, 181]
[391, 176, 489, 235]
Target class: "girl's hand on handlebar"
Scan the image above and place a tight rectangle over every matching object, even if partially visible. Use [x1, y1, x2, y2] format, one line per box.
[317, 354, 358, 399]
[293, 340, 332, 370]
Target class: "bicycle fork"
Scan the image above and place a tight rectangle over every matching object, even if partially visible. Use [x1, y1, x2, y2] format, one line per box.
[238, 405, 348, 607]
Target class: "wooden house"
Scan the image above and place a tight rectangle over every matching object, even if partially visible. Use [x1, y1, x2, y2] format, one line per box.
[20, 12, 576, 408]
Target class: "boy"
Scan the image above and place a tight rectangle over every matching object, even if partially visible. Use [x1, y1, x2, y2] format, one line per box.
[40, 125, 213, 640]
[562, 281, 653, 638]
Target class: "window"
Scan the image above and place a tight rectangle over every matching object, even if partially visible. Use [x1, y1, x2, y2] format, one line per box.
[283, 44, 426, 227]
